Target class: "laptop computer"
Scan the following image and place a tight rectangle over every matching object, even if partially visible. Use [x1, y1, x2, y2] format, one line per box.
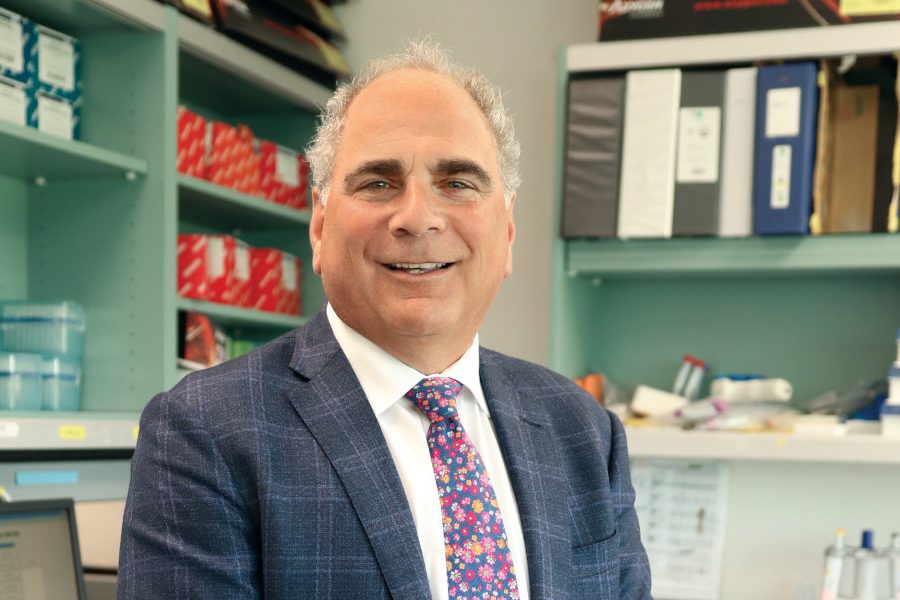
[0, 498, 87, 600]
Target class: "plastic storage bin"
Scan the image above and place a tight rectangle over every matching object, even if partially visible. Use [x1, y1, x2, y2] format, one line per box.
[42, 357, 81, 411]
[0, 352, 43, 410]
[0, 301, 85, 358]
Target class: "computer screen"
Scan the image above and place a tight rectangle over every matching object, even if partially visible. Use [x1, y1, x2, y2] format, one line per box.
[0, 498, 86, 600]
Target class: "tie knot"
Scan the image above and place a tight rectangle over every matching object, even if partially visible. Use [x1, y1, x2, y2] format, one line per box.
[405, 377, 462, 422]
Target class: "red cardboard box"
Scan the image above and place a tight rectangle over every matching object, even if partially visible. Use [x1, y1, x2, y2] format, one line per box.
[279, 252, 302, 316]
[232, 239, 252, 308]
[249, 247, 302, 314]
[176, 106, 207, 178]
[177, 234, 236, 304]
[177, 234, 210, 300]
[258, 140, 309, 209]
[250, 247, 281, 312]
[205, 121, 261, 196]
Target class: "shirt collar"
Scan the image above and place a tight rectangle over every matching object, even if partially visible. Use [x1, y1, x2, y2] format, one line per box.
[326, 303, 488, 417]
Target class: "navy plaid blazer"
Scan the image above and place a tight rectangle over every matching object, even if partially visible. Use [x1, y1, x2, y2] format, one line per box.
[118, 309, 651, 599]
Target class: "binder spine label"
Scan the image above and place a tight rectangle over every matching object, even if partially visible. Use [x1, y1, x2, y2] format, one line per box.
[771, 144, 792, 209]
[676, 106, 721, 183]
[766, 86, 802, 138]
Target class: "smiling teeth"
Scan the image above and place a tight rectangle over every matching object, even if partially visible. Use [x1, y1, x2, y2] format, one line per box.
[389, 262, 448, 274]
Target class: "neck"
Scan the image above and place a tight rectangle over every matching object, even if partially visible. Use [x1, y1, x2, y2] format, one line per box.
[385, 337, 470, 375]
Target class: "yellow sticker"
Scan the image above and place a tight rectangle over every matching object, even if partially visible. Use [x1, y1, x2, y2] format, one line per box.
[59, 425, 86, 441]
[132, 426, 140, 440]
[182, 0, 213, 18]
[840, 0, 900, 16]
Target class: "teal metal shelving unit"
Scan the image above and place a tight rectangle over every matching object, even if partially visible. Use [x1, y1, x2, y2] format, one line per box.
[0, 0, 329, 453]
[551, 29, 900, 410]
[176, 298, 307, 330]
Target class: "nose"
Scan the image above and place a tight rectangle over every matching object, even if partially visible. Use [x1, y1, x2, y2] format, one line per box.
[388, 180, 446, 237]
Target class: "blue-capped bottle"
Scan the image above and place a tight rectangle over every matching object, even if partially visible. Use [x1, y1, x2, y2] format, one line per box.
[820, 528, 845, 600]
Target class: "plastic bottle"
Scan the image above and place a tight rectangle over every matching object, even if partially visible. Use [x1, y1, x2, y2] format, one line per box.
[820, 528, 846, 600]
[855, 530, 880, 600]
[890, 533, 900, 600]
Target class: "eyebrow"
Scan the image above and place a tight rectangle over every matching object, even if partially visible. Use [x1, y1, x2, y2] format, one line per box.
[343, 159, 404, 192]
[432, 159, 492, 189]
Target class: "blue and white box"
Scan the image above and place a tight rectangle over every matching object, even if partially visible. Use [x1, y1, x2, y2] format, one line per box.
[0, 7, 32, 85]
[31, 88, 81, 139]
[0, 74, 28, 126]
[26, 24, 82, 139]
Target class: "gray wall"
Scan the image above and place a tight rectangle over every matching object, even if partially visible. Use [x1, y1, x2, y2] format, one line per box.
[332, 0, 599, 367]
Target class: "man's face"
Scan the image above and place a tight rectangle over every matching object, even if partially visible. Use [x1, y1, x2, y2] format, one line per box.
[310, 68, 515, 366]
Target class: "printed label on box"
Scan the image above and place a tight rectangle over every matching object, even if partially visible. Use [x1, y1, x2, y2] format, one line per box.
[0, 78, 26, 125]
[206, 236, 226, 279]
[37, 93, 73, 139]
[38, 29, 75, 92]
[235, 245, 250, 281]
[282, 255, 297, 291]
[276, 146, 300, 187]
[0, 12, 23, 74]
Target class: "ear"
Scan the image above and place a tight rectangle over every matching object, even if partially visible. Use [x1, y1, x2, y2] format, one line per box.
[504, 193, 516, 278]
[310, 188, 325, 275]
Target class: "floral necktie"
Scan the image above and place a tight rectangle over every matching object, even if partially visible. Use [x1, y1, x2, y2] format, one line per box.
[406, 377, 520, 599]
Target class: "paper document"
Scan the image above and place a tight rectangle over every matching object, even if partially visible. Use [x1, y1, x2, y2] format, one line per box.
[632, 459, 728, 600]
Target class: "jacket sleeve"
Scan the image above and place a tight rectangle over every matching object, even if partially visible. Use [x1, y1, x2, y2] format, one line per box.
[607, 409, 653, 599]
[117, 390, 261, 599]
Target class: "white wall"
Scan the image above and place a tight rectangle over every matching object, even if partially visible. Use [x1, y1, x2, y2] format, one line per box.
[332, 0, 599, 367]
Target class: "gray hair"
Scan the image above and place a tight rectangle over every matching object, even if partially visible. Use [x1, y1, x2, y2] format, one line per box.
[306, 39, 521, 205]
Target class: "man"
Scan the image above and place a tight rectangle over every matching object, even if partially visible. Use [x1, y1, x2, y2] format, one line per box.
[119, 41, 651, 599]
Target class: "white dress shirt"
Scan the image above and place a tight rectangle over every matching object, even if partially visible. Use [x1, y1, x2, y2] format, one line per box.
[326, 304, 530, 600]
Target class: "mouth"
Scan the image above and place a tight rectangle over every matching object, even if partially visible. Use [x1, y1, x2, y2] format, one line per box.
[384, 262, 453, 275]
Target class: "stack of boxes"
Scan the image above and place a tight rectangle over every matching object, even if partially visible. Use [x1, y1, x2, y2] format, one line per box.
[882, 328, 900, 437]
[0, 7, 82, 140]
[176, 106, 311, 210]
[177, 234, 301, 316]
[0, 301, 85, 412]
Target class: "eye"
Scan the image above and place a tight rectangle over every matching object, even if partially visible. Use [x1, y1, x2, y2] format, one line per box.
[446, 179, 474, 191]
[363, 180, 390, 190]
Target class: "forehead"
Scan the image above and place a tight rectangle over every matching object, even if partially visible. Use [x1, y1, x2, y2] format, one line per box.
[335, 68, 498, 172]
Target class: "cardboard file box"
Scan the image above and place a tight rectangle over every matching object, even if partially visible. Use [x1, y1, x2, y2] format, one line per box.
[0, 7, 32, 85]
[28, 24, 83, 139]
[0, 74, 28, 126]
[258, 139, 309, 209]
[177, 106, 207, 178]
[205, 121, 261, 195]
[177, 234, 237, 304]
[250, 248, 301, 315]
[29, 88, 81, 139]
[232, 239, 252, 308]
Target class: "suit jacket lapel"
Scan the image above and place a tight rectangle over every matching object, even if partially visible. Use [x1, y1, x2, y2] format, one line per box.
[287, 310, 431, 600]
[480, 351, 572, 600]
